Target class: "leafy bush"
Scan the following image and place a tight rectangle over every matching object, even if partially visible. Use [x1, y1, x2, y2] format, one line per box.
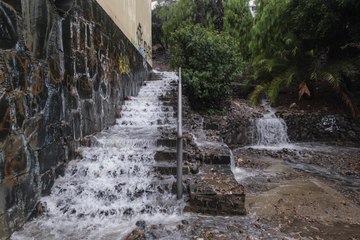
[169, 25, 241, 108]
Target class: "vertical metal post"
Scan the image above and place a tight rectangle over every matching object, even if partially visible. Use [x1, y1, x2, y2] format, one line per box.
[176, 67, 183, 199]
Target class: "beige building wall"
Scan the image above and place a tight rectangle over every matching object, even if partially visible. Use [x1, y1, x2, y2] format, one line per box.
[96, 0, 152, 66]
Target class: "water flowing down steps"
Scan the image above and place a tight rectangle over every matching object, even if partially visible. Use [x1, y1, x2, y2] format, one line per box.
[12, 70, 248, 240]
[12, 71, 185, 240]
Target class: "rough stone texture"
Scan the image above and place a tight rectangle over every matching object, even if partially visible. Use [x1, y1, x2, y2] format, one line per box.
[217, 99, 360, 146]
[0, 0, 150, 237]
[279, 111, 360, 143]
[186, 165, 246, 215]
[219, 99, 262, 147]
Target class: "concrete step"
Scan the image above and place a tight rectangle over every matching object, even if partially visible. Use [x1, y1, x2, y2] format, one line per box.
[151, 162, 190, 176]
[154, 149, 189, 162]
[185, 164, 246, 215]
[156, 139, 177, 148]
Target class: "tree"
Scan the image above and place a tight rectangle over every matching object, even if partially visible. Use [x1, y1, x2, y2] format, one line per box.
[248, 0, 360, 118]
[158, 0, 196, 48]
[224, 0, 253, 60]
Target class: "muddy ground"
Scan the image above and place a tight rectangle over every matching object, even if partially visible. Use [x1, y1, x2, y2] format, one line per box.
[233, 146, 360, 240]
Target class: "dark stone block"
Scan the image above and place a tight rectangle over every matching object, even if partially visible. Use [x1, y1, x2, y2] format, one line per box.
[203, 154, 231, 165]
[23, 93, 35, 118]
[86, 24, 92, 48]
[23, 116, 46, 150]
[38, 142, 65, 174]
[55, 163, 66, 178]
[0, 2, 18, 49]
[48, 55, 64, 87]
[2, 0, 21, 13]
[77, 75, 93, 99]
[44, 91, 62, 124]
[14, 94, 25, 129]
[79, 21, 86, 51]
[40, 170, 55, 195]
[75, 52, 86, 73]
[93, 72, 101, 91]
[100, 82, 107, 97]
[94, 93, 103, 131]
[0, 95, 11, 143]
[22, 0, 55, 59]
[54, 0, 74, 15]
[204, 122, 219, 130]
[200, 143, 231, 165]
[72, 22, 79, 50]
[5, 52, 28, 91]
[81, 100, 95, 136]
[63, 20, 75, 83]
[3, 135, 28, 185]
[72, 111, 81, 140]
[88, 50, 98, 78]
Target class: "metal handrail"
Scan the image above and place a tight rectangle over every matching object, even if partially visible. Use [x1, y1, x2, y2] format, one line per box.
[176, 67, 183, 199]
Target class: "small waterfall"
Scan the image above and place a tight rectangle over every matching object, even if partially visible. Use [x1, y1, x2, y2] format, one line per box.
[254, 100, 290, 147]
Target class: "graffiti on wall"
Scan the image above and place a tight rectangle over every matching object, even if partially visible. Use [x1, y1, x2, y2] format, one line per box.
[136, 23, 151, 66]
[119, 55, 130, 74]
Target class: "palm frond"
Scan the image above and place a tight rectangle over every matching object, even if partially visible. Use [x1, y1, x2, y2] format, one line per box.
[250, 84, 266, 105]
[268, 76, 283, 103]
[321, 71, 341, 89]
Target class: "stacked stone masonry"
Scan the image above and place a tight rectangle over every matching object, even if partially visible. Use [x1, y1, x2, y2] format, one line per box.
[0, 0, 150, 237]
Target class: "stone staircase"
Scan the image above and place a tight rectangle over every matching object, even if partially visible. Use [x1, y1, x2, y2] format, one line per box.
[151, 71, 246, 216]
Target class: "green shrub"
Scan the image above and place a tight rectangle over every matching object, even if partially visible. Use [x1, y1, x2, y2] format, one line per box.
[169, 25, 241, 108]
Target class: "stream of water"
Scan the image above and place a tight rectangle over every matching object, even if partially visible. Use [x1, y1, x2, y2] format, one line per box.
[12, 72, 185, 240]
[252, 100, 292, 149]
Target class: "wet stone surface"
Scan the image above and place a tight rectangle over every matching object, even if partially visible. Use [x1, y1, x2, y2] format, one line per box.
[186, 165, 246, 215]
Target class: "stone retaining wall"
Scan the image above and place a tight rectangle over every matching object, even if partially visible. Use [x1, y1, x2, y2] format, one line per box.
[279, 112, 360, 143]
[0, 0, 150, 237]
[220, 101, 360, 147]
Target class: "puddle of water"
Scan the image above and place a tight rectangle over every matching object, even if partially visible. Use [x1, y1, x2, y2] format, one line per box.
[233, 167, 257, 182]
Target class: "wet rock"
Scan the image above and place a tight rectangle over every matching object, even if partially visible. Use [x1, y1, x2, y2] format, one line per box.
[124, 229, 146, 240]
[136, 220, 146, 230]
[181, 220, 189, 225]
[186, 165, 246, 215]
[29, 201, 47, 220]
[190, 163, 200, 174]
[123, 208, 134, 216]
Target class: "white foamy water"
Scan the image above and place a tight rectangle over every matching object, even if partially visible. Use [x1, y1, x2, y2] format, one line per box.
[252, 100, 292, 148]
[12, 72, 185, 240]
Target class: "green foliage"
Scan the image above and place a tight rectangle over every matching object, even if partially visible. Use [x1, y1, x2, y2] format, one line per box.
[248, 0, 360, 118]
[224, 0, 253, 60]
[169, 25, 241, 107]
[152, 5, 165, 47]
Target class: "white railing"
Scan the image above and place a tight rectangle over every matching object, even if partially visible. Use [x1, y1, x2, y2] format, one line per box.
[176, 67, 183, 199]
